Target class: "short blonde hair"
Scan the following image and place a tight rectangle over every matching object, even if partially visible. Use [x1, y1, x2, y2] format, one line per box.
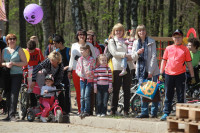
[111, 23, 125, 37]
[135, 25, 147, 40]
[48, 50, 62, 64]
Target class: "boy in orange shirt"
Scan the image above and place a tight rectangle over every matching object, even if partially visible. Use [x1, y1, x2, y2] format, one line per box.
[160, 29, 194, 121]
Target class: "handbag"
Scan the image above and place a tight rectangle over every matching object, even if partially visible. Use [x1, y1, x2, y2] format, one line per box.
[136, 79, 159, 99]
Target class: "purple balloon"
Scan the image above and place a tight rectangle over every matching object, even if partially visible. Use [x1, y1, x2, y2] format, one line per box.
[24, 4, 43, 25]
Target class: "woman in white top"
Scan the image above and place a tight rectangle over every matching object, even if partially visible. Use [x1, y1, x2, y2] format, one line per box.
[68, 29, 96, 114]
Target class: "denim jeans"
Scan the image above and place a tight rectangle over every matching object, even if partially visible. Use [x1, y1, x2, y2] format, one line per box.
[140, 75, 159, 116]
[80, 80, 92, 113]
[96, 85, 109, 114]
[141, 100, 159, 116]
[121, 57, 127, 69]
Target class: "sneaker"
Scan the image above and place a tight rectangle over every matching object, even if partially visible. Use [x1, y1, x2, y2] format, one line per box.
[10, 117, 18, 122]
[40, 116, 47, 122]
[150, 115, 157, 118]
[135, 114, 149, 118]
[160, 114, 168, 121]
[101, 114, 105, 117]
[119, 70, 127, 76]
[97, 114, 101, 117]
[80, 112, 89, 119]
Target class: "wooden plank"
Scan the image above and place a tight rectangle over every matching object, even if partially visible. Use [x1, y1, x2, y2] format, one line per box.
[168, 121, 178, 131]
[185, 124, 198, 133]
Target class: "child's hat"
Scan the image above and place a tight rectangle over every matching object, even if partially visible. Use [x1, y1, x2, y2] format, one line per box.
[172, 29, 183, 36]
[45, 74, 54, 81]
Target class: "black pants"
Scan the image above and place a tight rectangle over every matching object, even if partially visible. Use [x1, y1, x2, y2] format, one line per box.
[7, 74, 23, 118]
[163, 73, 186, 115]
[58, 74, 71, 114]
[111, 67, 133, 113]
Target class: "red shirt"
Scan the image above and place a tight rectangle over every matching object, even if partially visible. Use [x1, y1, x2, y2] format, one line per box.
[27, 48, 44, 67]
[163, 44, 192, 75]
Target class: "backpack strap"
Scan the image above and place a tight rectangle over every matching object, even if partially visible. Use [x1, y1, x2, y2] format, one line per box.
[66, 47, 70, 61]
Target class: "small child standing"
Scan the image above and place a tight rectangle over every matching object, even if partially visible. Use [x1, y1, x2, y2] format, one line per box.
[40, 74, 56, 122]
[94, 54, 112, 117]
[119, 29, 135, 76]
[76, 45, 96, 118]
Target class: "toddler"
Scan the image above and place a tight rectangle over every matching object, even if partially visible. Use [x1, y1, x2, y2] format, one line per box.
[94, 54, 112, 117]
[119, 29, 135, 76]
[40, 74, 56, 122]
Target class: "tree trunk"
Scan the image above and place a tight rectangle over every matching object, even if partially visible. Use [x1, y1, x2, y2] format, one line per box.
[79, 0, 87, 30]
[142, 0, 147, 26]
[5, 0, 9, 35]
[126, 0, 131, 30]
[111, 0, 116, 28]
[107, 0, 111, 35]
[159, 0, 164, 36]
[198, 11, 200, 39]
[151, 0, 157, 36]
[70, 0, 82, 33]
[118, 0, 124, 24]
[19, 0, 26, 48]
[131, 0, 138, 30]
[168, 0, 174, 37]
[39, 0, 55, 50]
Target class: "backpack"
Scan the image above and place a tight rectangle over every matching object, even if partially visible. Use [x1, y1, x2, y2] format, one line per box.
[105, 39, 116, 61]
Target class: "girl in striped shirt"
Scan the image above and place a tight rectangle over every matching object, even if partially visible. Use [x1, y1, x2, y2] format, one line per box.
[94, 54, 112, 117]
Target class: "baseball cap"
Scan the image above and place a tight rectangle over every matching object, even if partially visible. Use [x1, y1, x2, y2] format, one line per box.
[172, 29, 183, 36]
[45, 74, 54, 81]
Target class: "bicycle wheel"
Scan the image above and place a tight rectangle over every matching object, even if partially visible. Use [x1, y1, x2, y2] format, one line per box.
[131, 95, 141, 115]
[18, 86, 29, 120]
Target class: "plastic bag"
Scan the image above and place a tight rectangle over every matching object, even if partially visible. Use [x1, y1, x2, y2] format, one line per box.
[136, 79, 159, 99]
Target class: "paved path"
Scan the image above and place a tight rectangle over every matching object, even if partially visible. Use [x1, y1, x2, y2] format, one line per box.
[0, 115, 138, 133]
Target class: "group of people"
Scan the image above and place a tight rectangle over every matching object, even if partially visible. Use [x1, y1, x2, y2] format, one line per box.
[0, 22, 199, 123]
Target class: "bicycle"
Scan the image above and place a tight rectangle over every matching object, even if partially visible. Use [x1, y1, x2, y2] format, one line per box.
[27, 87, 65, 123]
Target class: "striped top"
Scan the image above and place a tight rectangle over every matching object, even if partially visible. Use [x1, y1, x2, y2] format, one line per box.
[94, 65, 112, 89]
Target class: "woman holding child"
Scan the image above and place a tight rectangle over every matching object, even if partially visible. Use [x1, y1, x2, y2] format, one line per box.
[108, 23, 135, 116]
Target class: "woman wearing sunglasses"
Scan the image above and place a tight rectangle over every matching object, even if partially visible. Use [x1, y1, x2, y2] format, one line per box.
[1, 34, 27, 122]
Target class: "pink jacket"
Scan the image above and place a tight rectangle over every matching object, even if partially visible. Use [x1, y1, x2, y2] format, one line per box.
[76, 56, 96, 82]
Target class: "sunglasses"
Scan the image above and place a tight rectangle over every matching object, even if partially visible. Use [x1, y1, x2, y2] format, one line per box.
[9, 38, 16, 41]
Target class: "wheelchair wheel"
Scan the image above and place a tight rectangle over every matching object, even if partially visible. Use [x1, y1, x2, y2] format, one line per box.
[27, 111, 35, 122]
[55, 110, 63, 123]
[18, 86, 29, 120]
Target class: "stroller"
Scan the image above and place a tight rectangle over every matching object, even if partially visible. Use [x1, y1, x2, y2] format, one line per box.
[26, 87, 65, 123]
